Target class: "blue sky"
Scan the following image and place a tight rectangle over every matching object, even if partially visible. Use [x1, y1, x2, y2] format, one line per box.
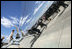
[1, 1, 54, 42]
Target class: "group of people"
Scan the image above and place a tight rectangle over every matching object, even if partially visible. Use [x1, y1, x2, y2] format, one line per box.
[27, 1, 69, 37]
[45, 1, 68, 20]
[1, 19, 47, 47]
[27, 17, 48, 37]
[1, 25, 25, 47]
[1, 1, 69, 48]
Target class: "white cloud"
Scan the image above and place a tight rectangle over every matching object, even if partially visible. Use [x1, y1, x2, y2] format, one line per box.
[1, 34, 9, 39]
[19, 17, 23, 26]
[35, 1, 41, 4]
[1, 17, 14, 28]
[1, 34, 9, 43]
[35, 1, 39, 4]
[1, 14, 29, 28]
[1, 34, 5, 38]
[19, 15, 29, 26]
[1, 16, 20, 28]
[25, 18, 32, 24]
[10, 16, 19, 24]
[33, 1, 46, 15]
